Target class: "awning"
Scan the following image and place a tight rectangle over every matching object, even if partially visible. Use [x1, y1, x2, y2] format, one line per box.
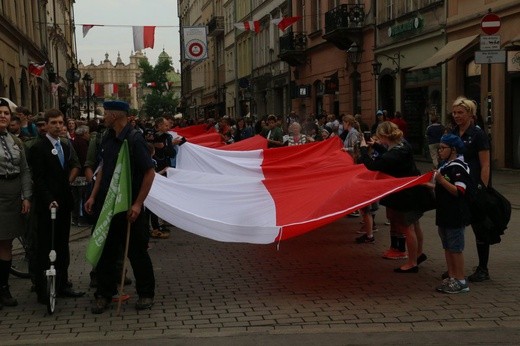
[410, 34, 479, 71]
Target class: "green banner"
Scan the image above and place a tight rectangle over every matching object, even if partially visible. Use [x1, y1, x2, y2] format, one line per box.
[86, 140, 132, 266]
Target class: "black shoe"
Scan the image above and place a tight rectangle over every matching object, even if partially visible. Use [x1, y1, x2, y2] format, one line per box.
[0, 285, 18, 307]
[91, 297, 111, 314]
[135, 297, 154, 310]
[355, 234, 375, 244]
[468, 266, 490, 282]
[57, 287, 86, 298]
[394, 266, 419, 273]
[417, 253, 428, 265]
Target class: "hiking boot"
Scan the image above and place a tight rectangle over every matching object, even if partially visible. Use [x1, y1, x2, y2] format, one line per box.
[468, 266, 490, 282]
[0, 285, 18, 307]
[439, 278, 470, 294]
[355, 234, 375, 244]
[91, 296, 111, 314]
[135, 297, 154, 310]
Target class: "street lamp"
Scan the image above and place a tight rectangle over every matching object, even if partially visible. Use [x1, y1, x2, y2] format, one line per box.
[347, 42, 362, 71]
[82, 73, 93, 120]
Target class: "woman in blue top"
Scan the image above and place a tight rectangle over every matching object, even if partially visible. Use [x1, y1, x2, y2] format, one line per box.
[450, 96, 491, 282]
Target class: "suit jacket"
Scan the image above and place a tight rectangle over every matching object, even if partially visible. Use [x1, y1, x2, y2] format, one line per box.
[29, 136, 80, 213]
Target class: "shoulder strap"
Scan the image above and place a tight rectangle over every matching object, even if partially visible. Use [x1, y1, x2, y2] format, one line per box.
[9, 133, 24, 148]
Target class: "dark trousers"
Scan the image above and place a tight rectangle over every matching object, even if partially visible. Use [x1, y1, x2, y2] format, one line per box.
[95, 211, 155, 299]
[31, 208, 71, 295]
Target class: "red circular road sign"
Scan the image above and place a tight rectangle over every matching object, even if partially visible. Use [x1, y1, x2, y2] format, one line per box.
[481, 13, 501, 35]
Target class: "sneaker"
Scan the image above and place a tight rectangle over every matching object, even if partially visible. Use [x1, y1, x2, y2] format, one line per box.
[384, 220, 391, 226]
[355, 234, 375, 244]
[372, 225, 378, 232]
[91, 297, 111, 314]
[439, 278, 470, 294]
[468, 266, 490, 282]
[135, 297, 154, 310]
[0, 285, 18, 307]
[382, 249, 408, 260]
[435, 277, 452, 292]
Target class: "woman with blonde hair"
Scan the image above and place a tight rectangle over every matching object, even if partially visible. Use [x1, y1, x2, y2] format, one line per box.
[450, 96, 491, 282]
[358, 121, 427, 272]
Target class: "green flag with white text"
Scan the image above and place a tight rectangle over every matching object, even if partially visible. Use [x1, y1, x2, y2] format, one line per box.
[86, 140, 132, 266]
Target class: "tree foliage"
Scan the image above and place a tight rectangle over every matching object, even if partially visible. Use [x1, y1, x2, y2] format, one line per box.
[139, 58, 178, 117]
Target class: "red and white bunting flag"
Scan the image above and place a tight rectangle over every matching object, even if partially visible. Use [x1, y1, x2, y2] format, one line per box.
[271, 16, 301, 31]
[82, 24, 95, 38]
[146, 82, 156, 87]
[28, 62, 46, 77]
[106, 83, 118, 95]
[145, 133, 432, 244]
[234, 21, 261, 33]
[94, 83, 102, 96]
[128, 82, 138, 89]
[133, 26, 156, 51]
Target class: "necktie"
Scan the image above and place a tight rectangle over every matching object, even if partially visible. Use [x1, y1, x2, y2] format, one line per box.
[55, 141, 65, 168]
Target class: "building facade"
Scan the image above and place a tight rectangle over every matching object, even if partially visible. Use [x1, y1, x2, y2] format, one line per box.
[374, 0, 447, 156]
[78, 50, 181, 117]
[0, 0, 76, 112]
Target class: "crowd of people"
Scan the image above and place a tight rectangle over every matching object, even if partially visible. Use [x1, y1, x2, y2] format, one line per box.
[0, 94, 495, 314]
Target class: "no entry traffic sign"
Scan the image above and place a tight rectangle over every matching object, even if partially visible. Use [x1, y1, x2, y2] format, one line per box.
[481, 12, 501, 35]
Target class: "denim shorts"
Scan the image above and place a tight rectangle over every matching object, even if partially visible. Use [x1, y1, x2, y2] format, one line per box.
[438, 227, 465, 252]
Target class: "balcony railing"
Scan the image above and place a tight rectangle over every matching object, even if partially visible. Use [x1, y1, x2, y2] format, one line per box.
[324, 4, 365, 33]
[323, 4, 365, 50]
[208, 16, 224, 37]
[279, 32, 307, 66]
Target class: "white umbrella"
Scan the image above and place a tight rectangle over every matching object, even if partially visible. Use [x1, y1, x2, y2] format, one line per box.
[0, 97, 17, 113]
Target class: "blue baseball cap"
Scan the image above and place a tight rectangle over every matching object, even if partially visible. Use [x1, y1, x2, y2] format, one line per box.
[440, 134, 465, 151]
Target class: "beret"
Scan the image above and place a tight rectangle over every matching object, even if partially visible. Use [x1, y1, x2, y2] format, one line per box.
[440, 133, 465, 151]
[103, 100, 129, 113]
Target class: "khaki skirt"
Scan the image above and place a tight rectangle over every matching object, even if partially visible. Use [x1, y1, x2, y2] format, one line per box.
[0, 177, 25, 240]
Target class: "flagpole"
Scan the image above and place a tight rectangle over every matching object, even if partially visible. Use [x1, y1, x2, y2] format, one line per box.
[116, 221, 132, 315]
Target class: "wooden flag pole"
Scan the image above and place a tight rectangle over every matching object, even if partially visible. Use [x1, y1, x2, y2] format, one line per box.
[116, 221, 132, 315]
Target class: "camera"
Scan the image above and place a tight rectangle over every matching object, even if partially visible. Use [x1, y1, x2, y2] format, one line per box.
[363, 131, 371, 141]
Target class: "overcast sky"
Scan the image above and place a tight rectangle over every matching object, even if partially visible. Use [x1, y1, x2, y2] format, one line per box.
[74, 0, 181, 70]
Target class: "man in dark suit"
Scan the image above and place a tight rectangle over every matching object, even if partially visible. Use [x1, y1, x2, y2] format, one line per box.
[29, 109, 84, 303]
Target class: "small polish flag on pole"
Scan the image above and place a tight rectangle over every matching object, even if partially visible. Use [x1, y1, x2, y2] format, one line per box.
[146, 82, 156, 87]
[128, 83, 138, 89]
[234, 21, 261, 33]
[271, 16, 301, 31]
[133, 26, 156, 51]
[29, 62, 46, 77]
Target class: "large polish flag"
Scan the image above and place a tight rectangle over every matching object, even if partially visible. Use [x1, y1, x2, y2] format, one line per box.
[145, 137, 432, 244]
